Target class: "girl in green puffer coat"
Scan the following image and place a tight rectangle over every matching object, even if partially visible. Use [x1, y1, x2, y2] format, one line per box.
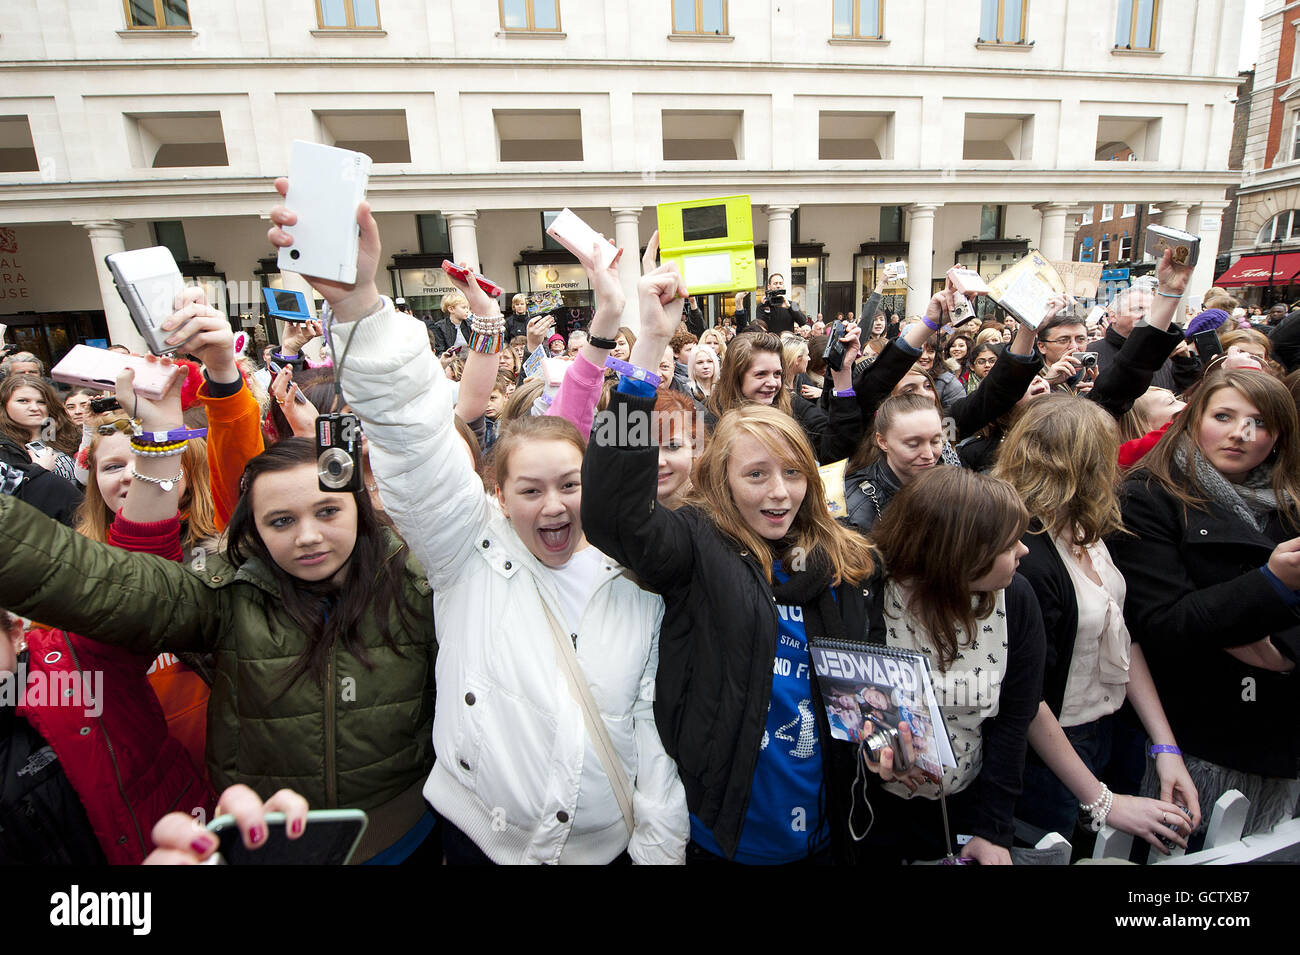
[0, 437, 438, 864]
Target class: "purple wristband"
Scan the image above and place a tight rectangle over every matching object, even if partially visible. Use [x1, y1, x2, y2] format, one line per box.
[136, 426, 209, 444]
[603, 355, 661, 387]
[833, 388, 857, 398]
[921, 315, 941, 332]
[1148, 744, 1182, 758]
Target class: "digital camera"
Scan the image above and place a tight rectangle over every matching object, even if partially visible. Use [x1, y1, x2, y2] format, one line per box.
[315, 412, 362, 493]
[863, 717, 911, 772]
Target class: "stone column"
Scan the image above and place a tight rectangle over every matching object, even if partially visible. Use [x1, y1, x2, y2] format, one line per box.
[1062, 206, 1087, 261]
[905, 203, 942, 319]
[765, 205, 797, 290]
[1034, 202, 1073, 262]
[1157, 202, 1192, 236]
[1189, 200, 1230, 300]
[444, 210, 481, 274]
[74, 219, 145, 352]
[612, 207, 642, 330]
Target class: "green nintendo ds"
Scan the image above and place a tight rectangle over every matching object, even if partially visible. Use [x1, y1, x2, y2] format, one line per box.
[656, 195, 757, 294]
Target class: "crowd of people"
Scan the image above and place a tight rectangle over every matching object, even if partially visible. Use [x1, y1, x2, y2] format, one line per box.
[1, 180, 1297, 866]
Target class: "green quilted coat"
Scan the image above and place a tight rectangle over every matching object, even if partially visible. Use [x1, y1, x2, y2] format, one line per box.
[0, 495, 436, 811]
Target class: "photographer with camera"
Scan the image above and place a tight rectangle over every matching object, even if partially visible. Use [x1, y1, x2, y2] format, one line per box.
[734, 273, 807, 336]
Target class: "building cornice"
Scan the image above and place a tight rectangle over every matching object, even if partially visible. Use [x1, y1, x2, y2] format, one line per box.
[0, 56, 1245, 87]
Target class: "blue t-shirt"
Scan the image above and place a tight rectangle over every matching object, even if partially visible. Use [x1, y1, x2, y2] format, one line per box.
[691, 563, 828, 863]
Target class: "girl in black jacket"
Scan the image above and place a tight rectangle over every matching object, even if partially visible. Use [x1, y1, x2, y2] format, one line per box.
[583, 256, 881, 864]
[863, 467, 1045, 864]
[1109, 368, 1300, 840]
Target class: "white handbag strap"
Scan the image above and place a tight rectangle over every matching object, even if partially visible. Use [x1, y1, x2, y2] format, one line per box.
[539, 598, 636, 837]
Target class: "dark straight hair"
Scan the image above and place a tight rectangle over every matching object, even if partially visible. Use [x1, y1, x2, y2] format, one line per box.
[226, 437, 421, 687]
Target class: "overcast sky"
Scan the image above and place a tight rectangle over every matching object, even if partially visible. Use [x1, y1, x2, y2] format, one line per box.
[1241, 0, 1263, 71]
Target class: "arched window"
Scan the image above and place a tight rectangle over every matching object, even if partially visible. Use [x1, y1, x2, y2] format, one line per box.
[1257, 210, 1300, 245]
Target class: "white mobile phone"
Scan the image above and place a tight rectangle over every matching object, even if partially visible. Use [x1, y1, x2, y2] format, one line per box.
[279, 141, 372, 285]
[104, 247, 188, 356]
[545, 209, 618, 271]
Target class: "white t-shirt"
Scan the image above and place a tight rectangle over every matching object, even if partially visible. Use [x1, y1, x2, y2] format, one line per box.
[537, 544, 603, 639]
[537, 544, 624, 855]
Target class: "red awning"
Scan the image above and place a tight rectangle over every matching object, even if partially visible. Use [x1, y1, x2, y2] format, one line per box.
[1215, 251, 1300, 287]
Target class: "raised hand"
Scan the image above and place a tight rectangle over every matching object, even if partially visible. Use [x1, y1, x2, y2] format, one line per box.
[444, 261, 501, 318]
[270, 365, 320, 439]
[267, 178, 382, 324]
[279, 319, 324, 357]
[160, 286, 238, 383]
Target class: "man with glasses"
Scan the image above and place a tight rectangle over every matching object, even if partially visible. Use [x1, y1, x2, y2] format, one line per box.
[1035, 310, 1094, 394]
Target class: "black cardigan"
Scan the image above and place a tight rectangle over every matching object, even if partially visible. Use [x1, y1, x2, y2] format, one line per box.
[582, 389, 887, 862]
[1015, 525, 1079, 719]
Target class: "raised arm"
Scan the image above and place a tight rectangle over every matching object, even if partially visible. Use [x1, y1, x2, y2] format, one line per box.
[581, 246, 699, 592]
[266, 178, 488, 591]
[945, 310, 1044, 441]
[545, 238, 628, 437]
[1086, 249, 1195, 419]
[157, 289, 265, 529]
[0, 494, 222, 654]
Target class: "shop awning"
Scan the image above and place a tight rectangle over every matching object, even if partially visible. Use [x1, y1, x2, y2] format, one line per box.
[1215, 252, 1300, 287]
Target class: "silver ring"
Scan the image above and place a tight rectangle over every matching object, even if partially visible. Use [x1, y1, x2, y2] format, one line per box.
[1161, 812, 1168, 825]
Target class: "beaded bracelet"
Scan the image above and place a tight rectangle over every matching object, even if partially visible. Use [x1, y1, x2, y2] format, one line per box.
[130, 437, 186, 452]
[468, 311, 506, 336]
[466, 328, 505, 355]
[604, 355, 661, 387]
[131, 442, 187, 458]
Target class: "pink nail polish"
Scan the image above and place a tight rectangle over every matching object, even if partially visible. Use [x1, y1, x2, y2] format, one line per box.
[291, 818, 303, 836]
[191, 837, 213, 854]
[248, 826, 262, 845]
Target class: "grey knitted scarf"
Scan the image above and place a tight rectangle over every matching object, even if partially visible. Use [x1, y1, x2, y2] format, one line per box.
[1173, 438, 1280, 533]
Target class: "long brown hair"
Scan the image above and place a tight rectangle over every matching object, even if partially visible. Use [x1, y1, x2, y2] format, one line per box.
[994, 394, 1124, 547]
[1134, 369, 1300, 533]
[0, 374, 79, 454]
[688, 403, 876, 586]
[76, 411, 219, 549]
[708, 332, 792, 420]
[872, 467, 1029, 670]
[226, 437, 420, 687]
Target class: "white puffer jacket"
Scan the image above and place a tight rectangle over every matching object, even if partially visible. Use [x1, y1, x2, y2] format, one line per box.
[334, 303, 687, 864]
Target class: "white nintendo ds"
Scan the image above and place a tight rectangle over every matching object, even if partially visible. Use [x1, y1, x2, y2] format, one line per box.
[279, 141, 372, 285]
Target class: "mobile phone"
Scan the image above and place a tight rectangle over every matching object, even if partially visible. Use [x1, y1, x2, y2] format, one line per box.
[545, 208, 619, 271]
[51, 344, 185, 401]
[443, 344, 464, 357]
[104, 247, 189, 356]
[24, 440, 46, 453]
[279, 140, 372, 284]
[1192, 329, 1223, 362]
[825, 320, 847, 372]
[207, 809, 367, 866]
[262, 287, 314, 323]
[441, 260, 504, 298]
[947, 266, 991, 296]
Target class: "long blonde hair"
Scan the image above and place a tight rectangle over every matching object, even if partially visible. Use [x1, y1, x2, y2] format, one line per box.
[76, 411, 219, 549]
[687, 404, 876, 585]
[994, 394, 1125, 547]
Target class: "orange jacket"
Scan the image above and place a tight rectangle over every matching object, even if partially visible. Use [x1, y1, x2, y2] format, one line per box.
[198, 379, 265, 531]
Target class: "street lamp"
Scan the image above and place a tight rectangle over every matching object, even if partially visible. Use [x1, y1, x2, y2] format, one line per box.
[1268, 237, 1284, 306]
